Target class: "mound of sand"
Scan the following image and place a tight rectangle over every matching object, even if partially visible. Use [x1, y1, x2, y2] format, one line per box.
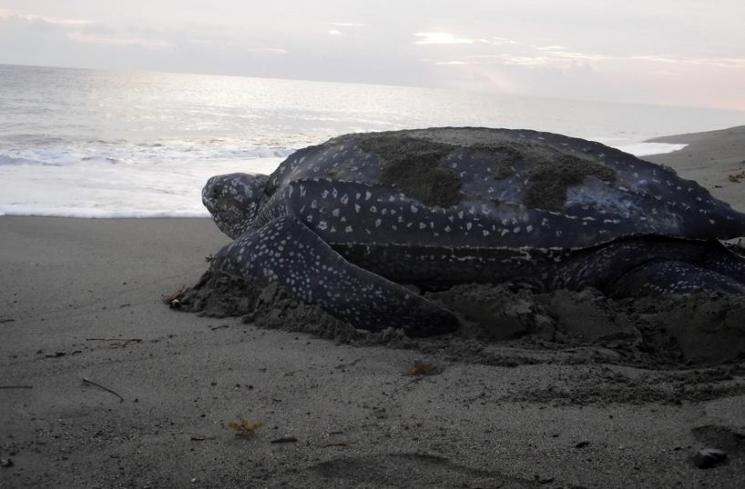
[174, 258, 745, 369]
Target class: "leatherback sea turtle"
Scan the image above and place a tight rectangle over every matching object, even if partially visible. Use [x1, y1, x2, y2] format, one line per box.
[201, 128, 745, 336]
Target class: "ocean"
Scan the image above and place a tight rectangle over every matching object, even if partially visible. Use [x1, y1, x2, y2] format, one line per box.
[1, 64, 744, 218]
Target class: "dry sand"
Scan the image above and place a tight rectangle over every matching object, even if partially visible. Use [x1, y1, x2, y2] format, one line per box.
[3, 127, 745, 488]
[646, 125, 745, 213]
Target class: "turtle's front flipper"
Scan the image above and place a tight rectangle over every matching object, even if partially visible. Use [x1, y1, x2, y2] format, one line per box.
[214, 216, 459, 336]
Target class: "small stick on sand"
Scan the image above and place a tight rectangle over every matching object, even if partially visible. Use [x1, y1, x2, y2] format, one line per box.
[85, 338, 142, 345]
[0, 385, 33, 389]
[82, 377, 124, 402]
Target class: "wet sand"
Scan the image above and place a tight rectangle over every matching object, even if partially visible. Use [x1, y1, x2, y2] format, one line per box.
[2, 127, 745, 488]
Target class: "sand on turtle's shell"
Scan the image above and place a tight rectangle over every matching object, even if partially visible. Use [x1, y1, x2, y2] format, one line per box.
[355, 130, 620, 211]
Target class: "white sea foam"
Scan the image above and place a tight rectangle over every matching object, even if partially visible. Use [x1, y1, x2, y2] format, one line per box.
[0, 157, 284, 218]
[614, 142, 687, 156]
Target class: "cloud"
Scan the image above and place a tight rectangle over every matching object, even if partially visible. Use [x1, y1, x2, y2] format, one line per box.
[0, 7, 91, 26]
[66, 31, 173, 49]
[0, 7, 173, 50]
[0, 7, 292, 56]
[414, 32, 474, 45]
[328, 29, 343, 36]
[329, 22, 365, 27]
[431, 42, 745, 71]
[630, 54, 745, 68]
[478, 37, 519, 46]
[242, 47, 288, 55]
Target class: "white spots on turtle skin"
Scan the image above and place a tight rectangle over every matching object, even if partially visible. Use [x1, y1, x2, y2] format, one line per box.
[332, 208, 340, 217]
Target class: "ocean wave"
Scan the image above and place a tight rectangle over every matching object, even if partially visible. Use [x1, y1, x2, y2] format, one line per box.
[80, 156, 123, 164]
[0, 206, 210, 219]
[0, 142, 296, 169]
[0, 155, 41, 166]
[1, 134, 71, 146]
[0, 154, 73, 166]
[614, 142, 687, 156]
[0, 155, 285, 218]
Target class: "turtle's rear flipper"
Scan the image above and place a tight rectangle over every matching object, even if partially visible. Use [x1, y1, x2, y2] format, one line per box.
[214, 216, 459, 336]
[609, 260, 745, 297]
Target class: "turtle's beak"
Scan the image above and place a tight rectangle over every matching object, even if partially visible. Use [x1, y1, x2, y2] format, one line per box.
[201, 177, 221, 212]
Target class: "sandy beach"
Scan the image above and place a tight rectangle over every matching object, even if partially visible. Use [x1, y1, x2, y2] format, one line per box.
[3, 129, 745, 488]
[646, 125, 745, 213]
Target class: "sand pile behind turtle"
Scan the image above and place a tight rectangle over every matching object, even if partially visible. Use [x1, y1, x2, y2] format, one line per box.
[174, 259, 745, 369]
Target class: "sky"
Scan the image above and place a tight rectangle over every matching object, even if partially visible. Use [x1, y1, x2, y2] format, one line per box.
[1, 0, 745, 110]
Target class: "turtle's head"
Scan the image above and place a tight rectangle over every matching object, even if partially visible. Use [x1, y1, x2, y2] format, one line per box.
[202, 173, 269, 239]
